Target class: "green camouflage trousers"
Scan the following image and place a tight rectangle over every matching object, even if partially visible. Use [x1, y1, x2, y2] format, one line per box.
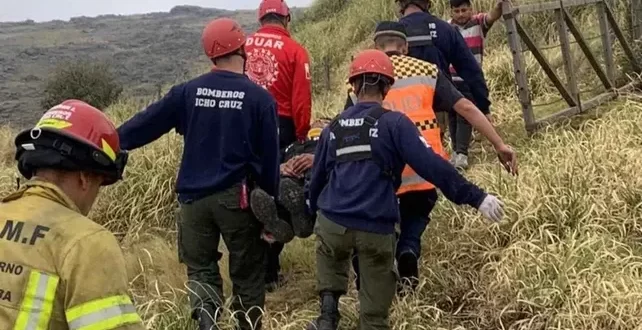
[177, 184, 268, 330]
[314, 213, 399, 330]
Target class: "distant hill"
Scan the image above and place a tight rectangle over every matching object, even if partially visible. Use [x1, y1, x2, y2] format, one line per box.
[0, 5, 305, 129]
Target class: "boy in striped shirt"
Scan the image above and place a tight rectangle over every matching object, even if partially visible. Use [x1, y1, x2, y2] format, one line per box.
[448, 0, 503, 169]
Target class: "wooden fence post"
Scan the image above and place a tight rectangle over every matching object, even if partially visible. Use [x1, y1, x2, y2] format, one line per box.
[556, 8, 579, 98]
[597, 1, 615, 84]
[604, 0, 641, 72]
[516, 20, 577, 105]
[633, 0, 642, 40]
[563, 5, 614, 89]
[502, 0, 535, 133]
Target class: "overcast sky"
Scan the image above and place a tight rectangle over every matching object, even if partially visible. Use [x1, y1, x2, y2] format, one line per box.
[0, 0, 314, 22]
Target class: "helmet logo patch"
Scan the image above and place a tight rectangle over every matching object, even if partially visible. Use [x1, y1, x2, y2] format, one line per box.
[35, 118, 72, 130]
[36, 104, 75, 130]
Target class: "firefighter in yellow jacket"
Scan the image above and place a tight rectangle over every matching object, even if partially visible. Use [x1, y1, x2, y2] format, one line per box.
[0, 99, 144, 330]
[346, 21, 517, 292]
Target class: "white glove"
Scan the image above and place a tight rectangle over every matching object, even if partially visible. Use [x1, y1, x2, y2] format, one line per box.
[478, 194, 504, 222]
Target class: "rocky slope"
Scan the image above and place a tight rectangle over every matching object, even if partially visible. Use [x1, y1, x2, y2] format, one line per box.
[0, 5, 303, 128]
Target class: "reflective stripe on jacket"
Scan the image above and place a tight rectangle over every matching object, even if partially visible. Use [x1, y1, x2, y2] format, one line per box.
[347, 54, 448, 194]
[0, 179, 144, 330]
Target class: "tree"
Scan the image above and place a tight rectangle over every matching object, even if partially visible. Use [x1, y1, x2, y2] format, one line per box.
[41, 60, 123, 111]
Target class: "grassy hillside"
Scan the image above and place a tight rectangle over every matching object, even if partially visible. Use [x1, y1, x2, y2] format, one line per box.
[0, 5, 304, 129]
[1, 0, 642, 329]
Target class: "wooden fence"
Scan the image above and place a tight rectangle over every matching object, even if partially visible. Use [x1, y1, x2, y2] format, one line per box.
[633, 0, 642, 40]
[502, 0, 642, 134]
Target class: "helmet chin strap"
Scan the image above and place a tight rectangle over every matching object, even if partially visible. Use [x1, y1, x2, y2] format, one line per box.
[355, 74, 387, 98]
[238, 48, 248, 74]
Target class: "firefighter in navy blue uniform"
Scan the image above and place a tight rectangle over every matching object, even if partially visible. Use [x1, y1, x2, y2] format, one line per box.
[306, 49, 505, 330]
[395, 0, 492, 138]
[116, 18, 280, 330]
[344, 21, 517, 294]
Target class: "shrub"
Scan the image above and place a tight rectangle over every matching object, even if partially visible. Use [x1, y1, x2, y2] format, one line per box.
[40, 60, 123, 111]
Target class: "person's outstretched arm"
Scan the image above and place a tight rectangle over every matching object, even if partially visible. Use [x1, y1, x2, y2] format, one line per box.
[484, 0, 504, 32]
[433, 70, 502, 148]
[392, 114, 486, 208]
[433, 70, 518, 175]
[391, 114, 505, 221]
[117, 84, 183, 151]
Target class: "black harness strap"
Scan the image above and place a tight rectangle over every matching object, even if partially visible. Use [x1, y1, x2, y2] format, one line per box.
[329, 106, 394, 179]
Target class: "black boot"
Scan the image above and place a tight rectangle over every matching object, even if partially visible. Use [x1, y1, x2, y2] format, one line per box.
[306, 291, 341, 330]
[250, 188, 294, 243]
[265, 242, 285, 292]
[279, 177, 314, 238]
[397, 251, 419, 294]
[196, 307, 218, 330]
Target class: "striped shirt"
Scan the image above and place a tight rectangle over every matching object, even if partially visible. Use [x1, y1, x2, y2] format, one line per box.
[448, 13, 493, 82]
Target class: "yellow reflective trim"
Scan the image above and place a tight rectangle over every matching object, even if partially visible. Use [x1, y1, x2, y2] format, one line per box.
[66, 295, 133, 322]
[100, 139, 116, 161]
[38, 275, 59, 329]
[35, 118, 72, 130]
[13, 270, 60, 330]
[12, 271, 38, 330]
[74, 313, 141, 330]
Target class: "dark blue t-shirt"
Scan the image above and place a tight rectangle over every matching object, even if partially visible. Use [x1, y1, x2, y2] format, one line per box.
[308, 102, 487, 234]
[118, 69, 280, 203]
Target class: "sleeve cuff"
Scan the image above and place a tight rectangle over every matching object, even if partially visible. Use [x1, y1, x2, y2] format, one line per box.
[473, 192, 488, 209]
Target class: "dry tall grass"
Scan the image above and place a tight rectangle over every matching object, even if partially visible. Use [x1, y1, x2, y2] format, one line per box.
[1, 0, 641, 329]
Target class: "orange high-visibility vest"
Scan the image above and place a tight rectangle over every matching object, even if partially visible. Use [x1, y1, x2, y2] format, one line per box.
[348, 54, 448, 195]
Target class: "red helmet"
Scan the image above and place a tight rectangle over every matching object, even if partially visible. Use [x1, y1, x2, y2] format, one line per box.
[348, 49, 396, 84]
[258, 0, 290, 21]
[14, 99, 128, 185]
[202, 18, 246, 59]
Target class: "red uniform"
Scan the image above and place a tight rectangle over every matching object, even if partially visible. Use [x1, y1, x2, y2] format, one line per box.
[245, 25, 312, 141]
